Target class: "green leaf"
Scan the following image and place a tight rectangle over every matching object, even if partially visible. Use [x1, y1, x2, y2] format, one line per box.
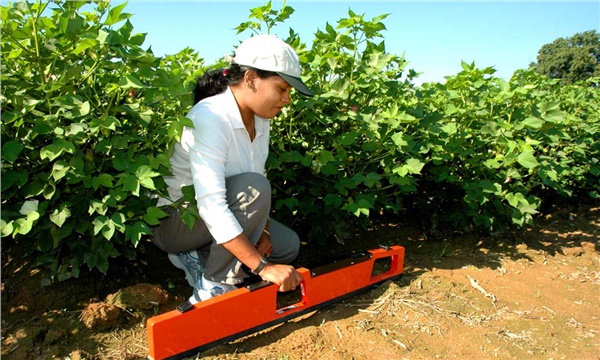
[391, 132, 414, 150]
[350, 173, 366, 187]
[143, 206, 168, 226]
[517, 151, 540, 169]
[367, 52, 392, 71]
[1, 169, 28, 192]
[40, 140, 76, 161]
[393, 158, 424, 176]
[479, 180, 502, 195]
[364, 172, 382, 187]
[136, 165, 160, 190]
[117, 74, 145, 89]
[95, 251, 109, 274]
[43, 181, 56, 200]
[72, 38, 98, 55]
[2, 141, 24, 162]
[33, 118, 54, 135]
[50, 207, 71, 227]
[104, 2, 130, 26]
[483, 159, 502, 169]
[323, 194, 343, 209]
[441, 123, 457, 135]
[506, 192, 526, 208]
[397, 112, 417, 123]
[337, 132, 358, 146]
[539, 167, 558, 182]
[51, 160, 70, 181]
[15, 215, 37, 235]
[520, 117, 545, 129]
[1, 219, 14, 238]
[111, 212, 126, 232]
[541, 109, 566, 123]
[125, 221, 152, 246]
[89, 200, 108, 216]
[121, 174, 140, 196]
[20, 200, 39, 215]
[538, 101, 560, 113]
[181, 206, 200, 231]
[316, 151, 336, 165]
[111, 151, 130, 171]
[181, 184, 196, 203]
[90, 116, 121, 131]
[100, 219, 115, 240]
[66, 123, 87, 137]
[92, 174, 114, 189]
[345, 197, 372, 217]
[280, 197, 300, 211]
[72, 101, 91, 117]
[97, 29, 109, 44]
[14, 206, 41, 235]
[93, 216, 109, 236]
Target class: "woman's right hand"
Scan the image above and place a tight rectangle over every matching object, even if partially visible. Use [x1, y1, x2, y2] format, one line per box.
[258, 263, 302, 292]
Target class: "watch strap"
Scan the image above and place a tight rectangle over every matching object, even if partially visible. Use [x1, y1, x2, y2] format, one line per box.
[251, 254, 268, 275]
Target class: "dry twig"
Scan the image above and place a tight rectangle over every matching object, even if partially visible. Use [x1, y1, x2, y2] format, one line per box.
[467, 275, 498, 307]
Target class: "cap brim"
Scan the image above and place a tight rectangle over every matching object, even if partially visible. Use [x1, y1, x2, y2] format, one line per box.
[277, 73, 313, 97]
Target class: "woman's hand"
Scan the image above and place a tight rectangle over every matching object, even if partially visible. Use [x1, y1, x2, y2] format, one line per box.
[222, 230, 299, 292]
[258, 264, 302, 292]
[255, 230, 273, 257]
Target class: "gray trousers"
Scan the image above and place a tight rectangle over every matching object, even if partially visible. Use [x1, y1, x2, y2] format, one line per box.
[152, 172, 300, 285]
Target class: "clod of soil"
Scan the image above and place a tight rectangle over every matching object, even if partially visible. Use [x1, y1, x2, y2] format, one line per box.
[105, 283, 169, 310]
[79, 303, 123, 330]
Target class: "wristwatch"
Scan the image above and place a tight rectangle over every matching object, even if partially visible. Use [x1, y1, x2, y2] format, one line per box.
[251, 254, 269, 275]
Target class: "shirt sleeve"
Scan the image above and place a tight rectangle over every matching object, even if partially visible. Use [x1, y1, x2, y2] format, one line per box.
[181, 107, 244, 244]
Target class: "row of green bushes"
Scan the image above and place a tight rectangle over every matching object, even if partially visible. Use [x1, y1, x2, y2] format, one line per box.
[266, 5, 599, 240]
[2, 1, 598, 282]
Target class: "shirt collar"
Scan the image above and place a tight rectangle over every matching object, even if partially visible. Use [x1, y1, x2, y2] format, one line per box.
[223, 87, 246, 130]
[223, 87, 266, 138]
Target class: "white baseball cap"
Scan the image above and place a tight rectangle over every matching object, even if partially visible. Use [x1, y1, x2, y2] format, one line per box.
[232, 34, 313, 96]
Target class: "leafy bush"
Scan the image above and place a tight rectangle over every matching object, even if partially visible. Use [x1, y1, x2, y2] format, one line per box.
[264, 8, 423, 242]
[261, 5, 599, 239]
[1, 1, 201, 282]
[413, 65, 600, 231]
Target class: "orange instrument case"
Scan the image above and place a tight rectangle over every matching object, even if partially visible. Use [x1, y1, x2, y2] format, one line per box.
[147, 245, 405, 360]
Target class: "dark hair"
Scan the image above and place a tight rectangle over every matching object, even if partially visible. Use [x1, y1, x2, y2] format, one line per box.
[193, 64, 279, 104]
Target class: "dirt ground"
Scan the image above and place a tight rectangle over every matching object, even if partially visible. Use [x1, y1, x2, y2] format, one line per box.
[1, 200, 599, 360]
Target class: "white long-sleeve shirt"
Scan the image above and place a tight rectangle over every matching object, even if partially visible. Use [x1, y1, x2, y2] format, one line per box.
[157, 87, 270, 244]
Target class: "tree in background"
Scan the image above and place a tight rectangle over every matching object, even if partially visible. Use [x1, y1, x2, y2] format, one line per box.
[531, 30, 600, 85]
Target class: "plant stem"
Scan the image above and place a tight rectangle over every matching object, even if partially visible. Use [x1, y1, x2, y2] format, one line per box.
[31, 1, 49, 84]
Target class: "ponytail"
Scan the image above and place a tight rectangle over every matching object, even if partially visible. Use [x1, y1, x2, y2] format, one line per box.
[193, 68, 234, 104]
[193, 64, 279, 104]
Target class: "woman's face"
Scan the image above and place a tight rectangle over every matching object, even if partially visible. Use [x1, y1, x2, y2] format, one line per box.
[250, 75, 292, 119]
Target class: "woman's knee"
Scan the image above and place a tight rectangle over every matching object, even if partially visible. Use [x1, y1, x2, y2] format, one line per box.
[270, 221, 300, 264]
[152, 205, 213, 253]
[285, 231, 301, 263]
[226, 172, 271, 207]
[250, 172, 271, 194]
[228, 172, 270, 193]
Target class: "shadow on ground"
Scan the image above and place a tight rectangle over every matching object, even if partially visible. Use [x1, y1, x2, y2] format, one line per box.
[1, 200, 597, 359]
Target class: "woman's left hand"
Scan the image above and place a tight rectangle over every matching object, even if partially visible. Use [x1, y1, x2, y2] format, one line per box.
[255, 232, 273, 257]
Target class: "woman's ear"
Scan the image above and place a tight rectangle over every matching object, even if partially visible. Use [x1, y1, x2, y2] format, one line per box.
[244, 70, 257, 90]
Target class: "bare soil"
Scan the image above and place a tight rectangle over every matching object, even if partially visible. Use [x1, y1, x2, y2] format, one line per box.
[2, 201, 599, 360]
